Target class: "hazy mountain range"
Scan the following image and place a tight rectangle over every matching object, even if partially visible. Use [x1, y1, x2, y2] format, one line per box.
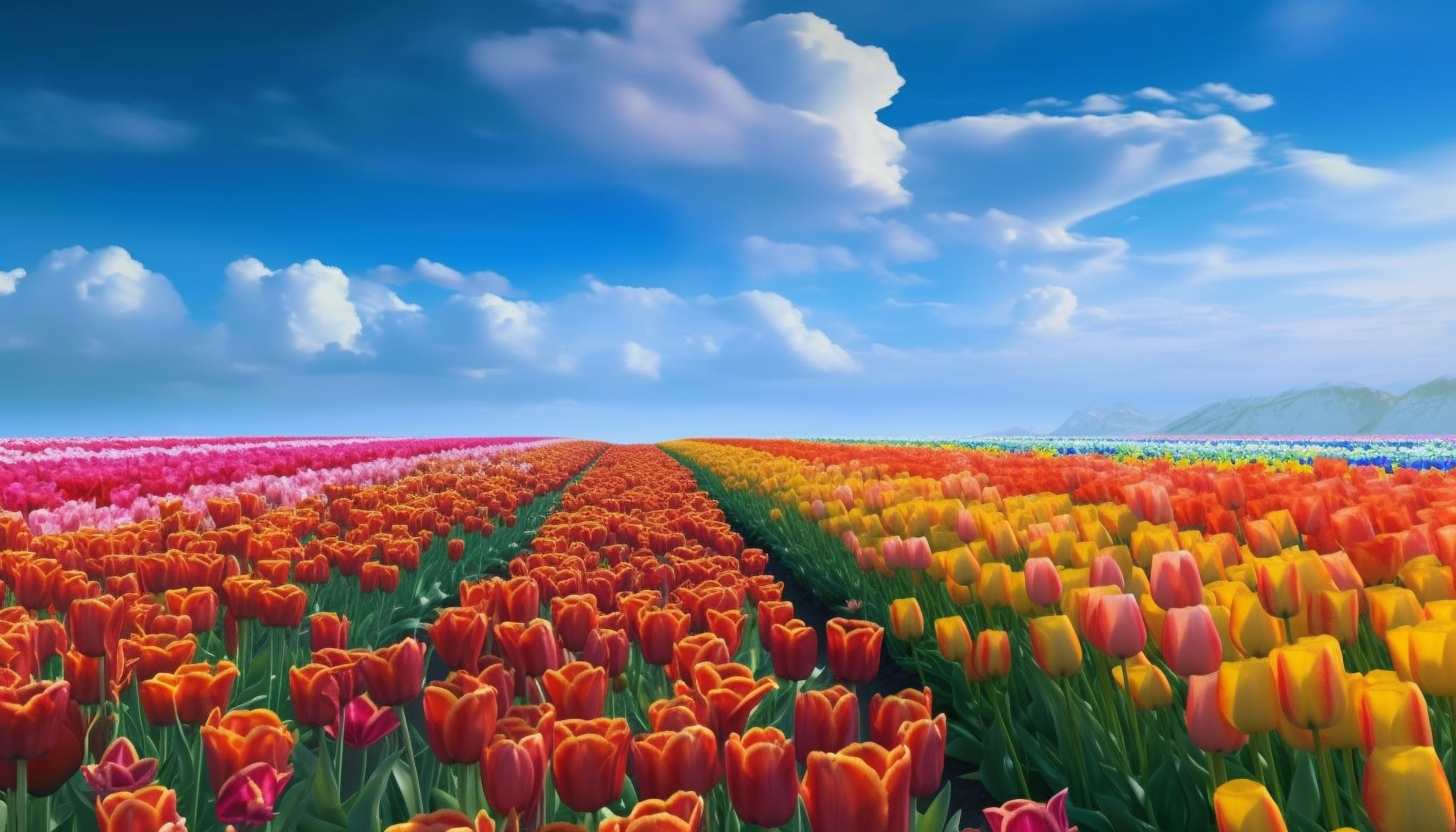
[1040, 377, 1456, 437]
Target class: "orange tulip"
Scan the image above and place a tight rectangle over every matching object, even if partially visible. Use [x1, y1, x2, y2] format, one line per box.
[933, 616, 972, 663]
[769, 619, 817, 681]
[725, 727, 798, 828]
[1254, 558, 1304, 619]
[423, 681, 498, 765]
[0, 680, 72, 759]
[68, 595, 125, 658]
[357, 637, 426, 706]
[598, 791, 703, 832]
[801, 743, 910, 832]
[481, 733, 547, 824]
[289, 663, 350, 729]
[794, 685, 859, 765]
[551, 717, 631, 813]
[121, 634, 197, 683]
[638, 607, 691, 667]
[139, 661, 238, 726]
[309, 612, 350, 653]
[826, 617, 883, 684]
[869, 688, 932, 748]
[200, 708, 294, 797]
[384, 809, 495, 832]
[95, 785, 186, 832]
[897, 714, 947, 797]
[551, 594, 599, 653]
[1229, 592, 1287, 659]
[542, 661, 607, 721]
[630, 725, 719, 799]
[257, 585, 306, 629]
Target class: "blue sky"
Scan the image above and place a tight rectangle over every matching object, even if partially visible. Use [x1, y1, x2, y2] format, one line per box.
[2, 0, 1453, 441]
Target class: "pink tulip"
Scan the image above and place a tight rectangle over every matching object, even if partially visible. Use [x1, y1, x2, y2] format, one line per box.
[1024, 558, 1063, 607]
[1150, 550, 1203, 610]
[956, 509, 980, 543]
[1185, 672, 1247, 754]
[984, 788, 1077, 832]
[1089, 555, 1125, 590]
[1160, 605, 1222, 677]
[1086, 593, 1146, 660]
[81, 737, 158, 796]
[215, 761, 293, 826]
[325, 694, 400, 748]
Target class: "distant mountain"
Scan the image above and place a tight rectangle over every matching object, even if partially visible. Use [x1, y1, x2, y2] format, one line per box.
[1160, 384, 1396, 435]
[1052, 404, 1176, 437]
[1366, 377, 1456, 434]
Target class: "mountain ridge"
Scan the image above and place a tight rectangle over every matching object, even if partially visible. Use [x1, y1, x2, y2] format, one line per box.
[1049, 376, 1456, 436]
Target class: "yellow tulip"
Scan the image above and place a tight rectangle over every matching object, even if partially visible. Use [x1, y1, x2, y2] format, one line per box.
[1112, 662, 1173, 710]
[888, 598, 925, 643]
[1028, 614, 1082, 679]
[1271, 636, 1347, 731]
[1218, 658, 1280, 735]
[1359, 679, 1434, 755]
[1406, 619, 1456, 698]
[1363, 745, 1455, 832]
[1213, 779, 1288, 832]
[933, 615, 972, 662]
[1229, 591, 1287, 659]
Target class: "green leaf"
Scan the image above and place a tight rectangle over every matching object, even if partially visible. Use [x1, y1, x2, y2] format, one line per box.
[308, 743, 348, 827]
[430, 789, 462, 811]
[391, 758, 424, 818]
[941, 809, 962, 832]
[344, 748, 402, 832]
[975, 713, 1020, 802]
[607, 774, 639, 817]
[915, 782, 952, 832]
[1285, 753, 1321, 822]
[946, 720, 984, 764]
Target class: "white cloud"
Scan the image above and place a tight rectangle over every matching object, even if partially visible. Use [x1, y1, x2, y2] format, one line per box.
[1025, 97, 1070, 109]
[622, 341, 662, 379]
[470, 0, 909, 220]
[905, 110, 1262, 228]
[1011, 285, 1078, 335]
[1193, 82, 1275, 112]
[0, 268, 24, 296]
[929, 209, 1129, 275]
[371, 258, 513, 295]
[1076, 93, 1126, 113]
[740, 290, 857, 372]
[224, 257, 423, 358]
[1283, 149, 1400, 189]
[34, 246, 189, 320]
[1133, 87, 1178, 104]
[741, 235, 859, 277]
[585, 276, 683, 308]
[465, 293, 546, 358]
[0, 89, 195, 151]
[865, 219, 938, 262]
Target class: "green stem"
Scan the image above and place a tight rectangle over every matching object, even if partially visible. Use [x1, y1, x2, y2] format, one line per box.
[1059, 677, 1091, 805]
[1254, 732, 1287, 809]
[14, 759, 28, 832]
[1118, 658, 1147, 776]
[991, 683, 1030, 798]
[1341, 748, 1369, 829]
[395, 706, 425, 814]
[1312, 729, 1342, 832]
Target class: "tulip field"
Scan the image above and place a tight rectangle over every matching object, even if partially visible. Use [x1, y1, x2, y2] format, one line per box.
[5, 436, 1456, 832]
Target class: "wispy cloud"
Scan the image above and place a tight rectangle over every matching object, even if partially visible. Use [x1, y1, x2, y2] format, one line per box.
[0, 89, 196, 151]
